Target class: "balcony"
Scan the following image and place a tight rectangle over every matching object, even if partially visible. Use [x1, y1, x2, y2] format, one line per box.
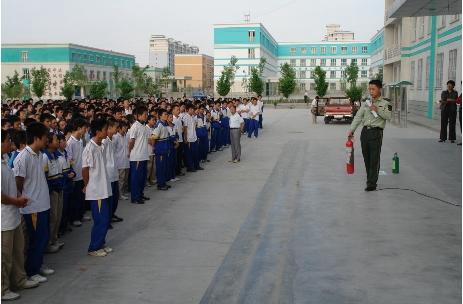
[384, 45, 401, 64]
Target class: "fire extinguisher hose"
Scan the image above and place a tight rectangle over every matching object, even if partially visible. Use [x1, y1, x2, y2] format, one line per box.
[376, 187, 460, 207]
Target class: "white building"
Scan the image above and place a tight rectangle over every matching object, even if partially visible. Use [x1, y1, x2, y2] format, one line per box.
[148, 35, 199, 73]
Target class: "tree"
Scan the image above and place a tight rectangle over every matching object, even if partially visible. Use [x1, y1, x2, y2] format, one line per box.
[249, 57, 266, 96]
[61, 82, 75, 101]
[216, 56, 239, 97]
[371, 68, 383, 82]
[144, 76, 159, 97]
[343, 62, 364, 101]
[278, 62, 296, 99]
[69, 65, 88, 97]
[88, 80, 108, 99]
[1, 71, 24, 99]
[313, 66, 328, 97]
[132, 65, 150, 97]
[30, 67, 50, 98]
[117, 78, 134, 99]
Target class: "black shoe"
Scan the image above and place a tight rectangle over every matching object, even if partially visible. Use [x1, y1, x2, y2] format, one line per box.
[210, 150, 216, 153]
[131, 200, 144, 204]
[206, 159, 210, 162]
[438, 139, 446, 142]
[458, 143, 462, 146]
[196, 167, 204, 170]
[157, 186, 169, 191]
[451, 140, 455, 143]
[166, 185, 172, 188]
[142, 196, 150, 201]
[108, 224, 114, 230]
[178, 172, 185, 176]
[364, 186, 377, 192]
[111, 216, 123, 222]
[186, 169, 196, 172]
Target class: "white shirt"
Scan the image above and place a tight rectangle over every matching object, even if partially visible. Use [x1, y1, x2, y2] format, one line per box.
[237, 104, 249, 119]
[249, 104, 261, 121]
[229, 113, 244, 128]
[124, 108, 132, 115]
[129, 121, 150, 161]
[42, 152, 62, 181]
[211, 109, 221, 122]
[146, 125, 155, 156]
[2, 160, 21, 231]
[311, 99, 318, 108]
[152, 121, 170, 140]
[258, 100, 264, 112]
[82, 139, 111, 200]
[196, 116, 205, 128]
[183, 113, 198, 142]
[13, 146, 50, 214]
[66, 135, 83, 181]
[102, 137, 119, 182]
[113, 132, 130, 170]
[173, 115, 184, 143]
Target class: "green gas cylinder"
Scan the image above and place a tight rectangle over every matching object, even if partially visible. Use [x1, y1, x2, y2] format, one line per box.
[392, 153, 399, 174]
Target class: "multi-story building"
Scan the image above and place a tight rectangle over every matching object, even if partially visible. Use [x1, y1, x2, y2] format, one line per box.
[1, 43, 135, 99]
[174, 54, 214, 96]
[149, 35, 199, 73]
[383, 0, 461, 126]
[324, 24, 355, 41]
[213, 23, 372, 97]
[369, 28, 385, 79]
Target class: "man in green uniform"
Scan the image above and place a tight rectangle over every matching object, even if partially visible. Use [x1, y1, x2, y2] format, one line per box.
[348, 80, 392, 191]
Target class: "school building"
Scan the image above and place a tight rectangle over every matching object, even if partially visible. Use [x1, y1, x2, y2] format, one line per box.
[174, 54, 214, 97]
[1, 43, 136, 99]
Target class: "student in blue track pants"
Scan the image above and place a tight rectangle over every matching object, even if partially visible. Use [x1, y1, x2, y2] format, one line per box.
[152, 109, 170, 191]
[210, 103, 222, 152]
[248, 97, 261, 138]
[183, 104, 204, 172]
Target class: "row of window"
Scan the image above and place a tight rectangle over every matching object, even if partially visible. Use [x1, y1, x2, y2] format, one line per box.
[296, 70, 368, 79]
[413, 14, 460, 42]
[289, 58, 368, 67]
[289, 45, 368, 56]
[410, 49, 458, 90]
[300, 82, 368, 91]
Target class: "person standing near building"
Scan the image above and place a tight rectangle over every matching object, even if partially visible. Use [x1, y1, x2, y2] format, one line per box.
[439, 80, 458, 143]
[457, 86, 462, 146]
[311, 96, 319, 124]
[348, 80, 391, 191]
[248, 98, 261, 138]
[229, 104, 244, 163]
[257, 95, 264, 129]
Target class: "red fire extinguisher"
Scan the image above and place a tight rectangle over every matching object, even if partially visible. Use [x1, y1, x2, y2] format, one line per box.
[346, 135, 354, 174]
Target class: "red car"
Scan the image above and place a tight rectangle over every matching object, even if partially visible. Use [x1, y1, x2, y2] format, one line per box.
[324, 97, 359, 124]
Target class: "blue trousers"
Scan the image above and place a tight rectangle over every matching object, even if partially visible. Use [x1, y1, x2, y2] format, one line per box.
[222, 126, 230, 145]
[258, 114, 263, 128]
[60, 189, 72, 232]
[130, 160, 147, 202]
[23, 210, 50, 276]
[198, 135, 209, 161]
[244, 118, 250, 133]
[156, 153, 168, 187]
[185, 141, 199, 170]
[210, 125, 221, 151]
[166, 149, 176, 181]
[108, 181, 119, 218]
[248, 119, 259, 138]
[70, 180, 85, 222]
[88, 199, 109, 252]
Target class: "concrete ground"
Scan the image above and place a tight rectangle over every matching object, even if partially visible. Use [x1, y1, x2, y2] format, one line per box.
[16, 109, 461, 304]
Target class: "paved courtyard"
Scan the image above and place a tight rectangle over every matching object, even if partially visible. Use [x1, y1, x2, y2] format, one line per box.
[17, 108, 461, 304]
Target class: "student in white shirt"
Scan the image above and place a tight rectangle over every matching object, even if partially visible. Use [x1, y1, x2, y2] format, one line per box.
[82, 119, 112, 257]
[1, 130, 39, 301]
[229, 104, 245, 163]
[237, 99, 250, 134]
[172, 105, 185, 176]
[248, 97, 261, 138]
[128, 106, 151, 204]
[182, 104, 203, 172]
[145, 115, 156, 187]
[210, 102, 222, 152]
[311, 96, 319, 124]
[113, 121, 130, 200]
[67, 117, 89, 227]
[257, 95, 264, 129]
[13, 122, 54, 282]
[152, 109, 170, 190]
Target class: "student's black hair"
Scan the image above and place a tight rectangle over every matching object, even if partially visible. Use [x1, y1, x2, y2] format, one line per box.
[447, 80, 456, 86]
[39, 113, 54, 122]
[89, 118, 108, 137]
[113, 106, 123, 114]
[186, 104, 196, 111]
[107, 117, 119, 128]
[47, 132, 57, 145]
[25, 122, 49, 145]
[1, 129, 8, 143]
[70, 117, 89, 131]
[1, 119, 11, 128]
[134, 106, 148, 117]
[9, 115, 20, 124]
[369, 79, 383, 88]
[157, 108, 167, 116]
[57, 133, 66, 142]
[63, 124, 73, 136]
[24, 117, 37, 128]
[11, 129, 26, 148]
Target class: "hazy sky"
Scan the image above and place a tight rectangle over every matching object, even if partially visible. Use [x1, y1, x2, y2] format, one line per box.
[2, 0, 384, 66]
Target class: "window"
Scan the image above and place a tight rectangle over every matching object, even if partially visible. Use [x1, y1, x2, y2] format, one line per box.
[450, 14, 460, 23]
[419, 16, 425, 37]
[427, 16, 431, 35]
[341, 46, 348, 54]
[310, 71, 315, 78]
[22, 68, 30, 80]
[351, 58, 357, 65]
[103, 71, 107, 80]
[361, 82, 368, 90]
[341, 58, 347, 66]
[290, 59, 296, 67]
[301, 48, 307, 55]
[97, 71, 101, 80]
[448, 49, 457, 81]
[300, 59, 306, 67]
[341, 82, 346, 90]
[300, 70, 306, 79]
[352, 46, 357, 54]
[417, 58, 423, 89]
[21, 51, 28, 62]
[330, 71, 336, 79]
[435, 54, 443, 89]
[321, 47, 326, 55]
[341, 70, 347, 78]
[330, 59, 337, 66]
[361, 70, 367, 78]
[248, 48, 255, 59]
[301, 83, 306, 91]
[410, 61, 415, 89]
[310, 59, 316, 66]
[248, 30, 256, 42]
[96, 56, 101, 63]
[290, 48, 296, 56]
[362, 46, 368, 54]
[311, 47, 317, 55]
[309, 83, 315, 91]
[361, 58, 368, 66]
[330, 82, 336, 91]
[425, 56, 430, 88]
[89, 70, 95, 80]
[413, 18, 418, 41]
[331, 46, 337, 54]
[438, 15, 446, 28]
[321, 59, 326, 66]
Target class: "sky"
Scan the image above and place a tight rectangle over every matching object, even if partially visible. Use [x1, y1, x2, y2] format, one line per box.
[2, 0, 385, 66]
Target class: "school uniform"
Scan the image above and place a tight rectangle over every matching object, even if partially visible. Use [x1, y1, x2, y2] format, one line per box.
[102, 136, 119, 219]
[66, 135, 85, 223]
[7, 149, 21, 169]
[13, 146, 51, 277]
[113, 132, 130, 196]
[196, 114, 209, 162]
[183, 113, 200, 171]
[238, 103, 250, 133]
[152, 120, 170, 188]
[128, 121, 150, 203]
[173, 115, 184, 175]
[257, 99, 264, 128]
[146, 125, 156, 185]
[56, 148, 75, 234]
[43, 150, 64, 248]
[82, 139, 111, 253]
[210, 109, 222, 152]
[229, 113, 244, 161]
[248, 104, 261, 138]
[167, 125, 177, 181]
[220, 107, 231, 146]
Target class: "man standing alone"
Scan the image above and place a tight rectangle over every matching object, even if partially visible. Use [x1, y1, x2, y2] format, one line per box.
[439, 80, 458, 143]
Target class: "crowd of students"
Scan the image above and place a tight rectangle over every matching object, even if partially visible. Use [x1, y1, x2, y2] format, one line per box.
[0, 95, 265, 301]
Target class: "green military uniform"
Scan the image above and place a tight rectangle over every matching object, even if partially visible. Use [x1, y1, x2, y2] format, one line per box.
[350, 97, 392, 189]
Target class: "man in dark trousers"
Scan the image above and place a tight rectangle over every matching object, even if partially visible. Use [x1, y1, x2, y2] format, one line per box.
[439, 80, 458, 143]
[348, 80, 392, 191]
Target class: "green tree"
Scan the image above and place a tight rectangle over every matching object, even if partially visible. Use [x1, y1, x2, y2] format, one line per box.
[249, 58, 266, 96]
[132, 65, 150, 97]
[343, 62, 364, 101]
[313, 66, 328, 97]
[216, 56, 239, 97]
[61, 82, 75, 101]
[278, 62, 296, 99]
[117, 78, 134, 99]
[144, 76, 159, 97]
[1, 71, 24, 99]
[88, 80, 108, 99]
[371, 68, 383, 82]
[159, 67, 171, 97]
[112, 65, 122, 97]
[30, 67, 50, 98]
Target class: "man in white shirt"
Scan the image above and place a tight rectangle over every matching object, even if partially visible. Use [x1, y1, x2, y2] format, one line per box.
[13, 122, 54, 282]
[182, 104, 203, 172]
[311, 96, 319, 124]
[237, 99, 250, 134]
[128, 106, 150, 204]
[248, 97, 261, 138]
[229, 104, 245, 163]
[257, 95, 264, 129]
[210, 102, 222, 152]
[113, 122, 130, 199]
[172, 105, 185, 176]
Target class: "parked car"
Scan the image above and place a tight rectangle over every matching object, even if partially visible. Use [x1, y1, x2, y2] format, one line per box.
[311, 97, 329, 116]
[324, 97, 359, 124]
